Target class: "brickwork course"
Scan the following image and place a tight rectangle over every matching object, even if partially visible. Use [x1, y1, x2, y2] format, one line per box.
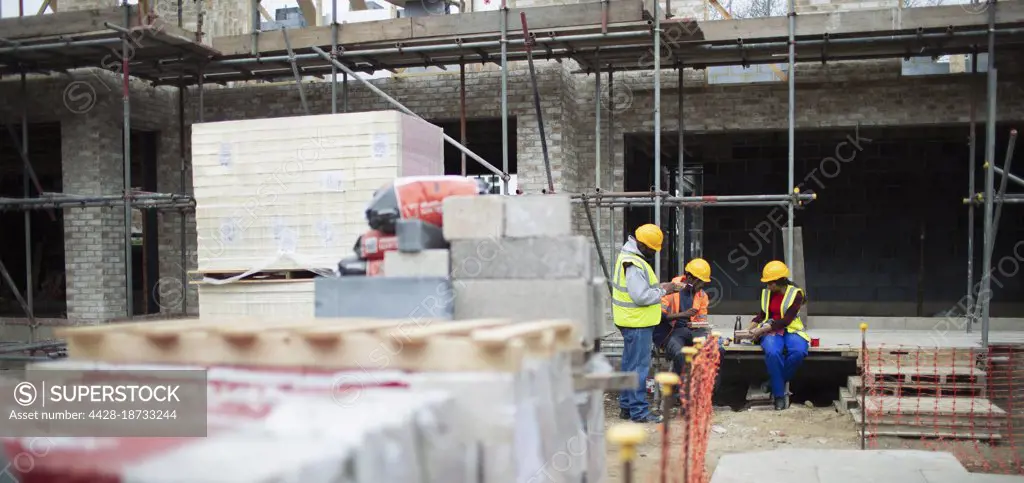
[1, 0, 1023, 323]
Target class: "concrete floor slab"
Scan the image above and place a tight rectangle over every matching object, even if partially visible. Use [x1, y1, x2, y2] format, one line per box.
[710, 449, 969, 483]
[921, 470, 1024, 483]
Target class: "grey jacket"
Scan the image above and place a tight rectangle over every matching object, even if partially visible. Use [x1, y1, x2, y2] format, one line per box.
[619, 237, 666, 307]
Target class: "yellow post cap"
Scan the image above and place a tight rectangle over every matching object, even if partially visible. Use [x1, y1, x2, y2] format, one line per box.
[859, 322, 868, 332]
[794, 187, 800, 193]
[812, 193, 818, 200]
[692, 337, 706, 347]
[711, 331, 721, 338]
[655, 372, 681, 387]
[607, 422, 647, 446]
[682, 346, 698, 362]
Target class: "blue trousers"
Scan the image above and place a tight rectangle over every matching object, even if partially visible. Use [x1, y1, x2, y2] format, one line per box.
[760, 331, 809, 398]
[618, 326, 655, 419]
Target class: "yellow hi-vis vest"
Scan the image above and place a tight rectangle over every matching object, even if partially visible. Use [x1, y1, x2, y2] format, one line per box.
[759, 285, 811, 342]
[611, 250, 663, 329]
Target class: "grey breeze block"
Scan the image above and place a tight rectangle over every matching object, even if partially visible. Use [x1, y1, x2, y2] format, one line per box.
[453, 278, 606, 345]
[449, 236, 594, 280]
[384, 249, 451, 278]
[504, 194, 572, 238]
[442, 195, 504, 240]
[315, 276, 454, 320]
[396, 218, 447, 253]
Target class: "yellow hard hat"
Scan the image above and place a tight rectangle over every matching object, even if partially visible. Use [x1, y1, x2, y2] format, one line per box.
[634, 224, 664, 252]
[761, 260, 790, 283]
[684, 258, 711, 282]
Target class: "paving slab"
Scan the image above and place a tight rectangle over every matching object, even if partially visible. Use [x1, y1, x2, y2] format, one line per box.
[922, 470, 1024, 483]
[710, 449, 968, 483]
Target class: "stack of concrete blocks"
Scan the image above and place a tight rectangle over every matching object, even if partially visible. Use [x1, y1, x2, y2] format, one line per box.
[191, 111, 443, 318]
[441, 194, 608, 349]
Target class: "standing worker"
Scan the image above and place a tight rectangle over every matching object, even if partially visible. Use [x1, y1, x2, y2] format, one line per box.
[613, 224, 682, 424]
[747, 260, 810, 410]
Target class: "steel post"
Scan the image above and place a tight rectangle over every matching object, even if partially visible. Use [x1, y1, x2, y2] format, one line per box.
[608, 68, 616, 276]
[980, 0, 997, 349]
[992, 165, 1024, 188]
[967, 49, 978, 333]
[311, 46, 508, 180]
[988, 129, 1017, 262]
[786, 0, 796, 269]
[677, 65, 685, 274]
[20, 73, 33, 337]
[596, 49, 602, 240]
[653, 0, 662, 280]
[122, 2, 134, 318]
[331, 0, 338, 114]
[520, 13, 554, 193]
[178, 81, 188, 314]
[500, 0, 510, 194]
[461, 60, 467, 176]
[282, 27, 310, 115]
[343, 72, 349, 112]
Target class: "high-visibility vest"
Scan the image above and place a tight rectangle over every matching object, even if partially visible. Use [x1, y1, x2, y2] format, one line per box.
[612, 250, 662, 329]
[759, 285, 811, 342]
[661, 276, 708, 323]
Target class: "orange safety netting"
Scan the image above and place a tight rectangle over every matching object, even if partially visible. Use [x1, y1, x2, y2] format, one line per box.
[651, 334, 723, 483]
[861, 341, 1023, 475]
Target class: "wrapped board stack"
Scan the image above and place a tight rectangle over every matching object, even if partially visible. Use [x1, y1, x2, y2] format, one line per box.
[37, 317, 604, 483]
[189, 111, 444, 318]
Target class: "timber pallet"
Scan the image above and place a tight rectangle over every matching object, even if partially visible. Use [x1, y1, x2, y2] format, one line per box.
[860, 347, 981, 369]
[188, 268, 327, 284]
[851, 412, 1005, 441]
[863, 365, 986, 385]
[55, 317, 582, 373]
[849, 375, 987, 398]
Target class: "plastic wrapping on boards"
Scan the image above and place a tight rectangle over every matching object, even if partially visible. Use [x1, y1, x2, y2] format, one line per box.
[360, 229, 399, 261]
[365, 176, 488, 234]
[338, 255, 368, 276]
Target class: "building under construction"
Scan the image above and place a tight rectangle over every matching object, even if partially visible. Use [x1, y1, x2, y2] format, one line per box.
[1, 0, 1023, 343]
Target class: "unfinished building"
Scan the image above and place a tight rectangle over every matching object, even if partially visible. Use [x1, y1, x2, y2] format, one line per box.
[1, 0, 1023, 342]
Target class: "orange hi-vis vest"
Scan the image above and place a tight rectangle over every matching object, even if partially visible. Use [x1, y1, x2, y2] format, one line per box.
[660, 276, 708, 323]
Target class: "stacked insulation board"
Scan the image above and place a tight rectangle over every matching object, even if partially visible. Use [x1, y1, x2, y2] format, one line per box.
[189, 111, 444, 316]
[37, 317, 604, 483]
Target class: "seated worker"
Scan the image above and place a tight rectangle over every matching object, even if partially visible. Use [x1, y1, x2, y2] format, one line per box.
[747, 260, 810, 411]
[659, 259, 719, 378]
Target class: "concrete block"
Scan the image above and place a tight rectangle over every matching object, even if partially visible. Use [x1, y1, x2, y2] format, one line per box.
[384, 249, 451, 278]
[315, 276, 453, 319]
[453, 279, 594, 344]
[504, 194, 572, 238]
[397, 218, 447, 252]
[449, 236, 592, 279]
[442, 195, 505, 240]
[591, 278, 610, 338]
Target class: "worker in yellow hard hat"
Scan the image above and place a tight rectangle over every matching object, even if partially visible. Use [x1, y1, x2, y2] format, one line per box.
[658, 259, 722, 387]
[747, 260, 811, 410]
[613, 223, 682, 424]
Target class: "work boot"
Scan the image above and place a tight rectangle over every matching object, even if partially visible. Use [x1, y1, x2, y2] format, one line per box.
[633, 413, 664, 424]
[773, 397, 788, 411]
[619, 408, 630, 420]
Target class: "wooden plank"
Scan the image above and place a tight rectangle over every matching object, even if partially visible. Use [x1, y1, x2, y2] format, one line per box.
[2, 7, 135, 39]
[864, 396, 1007, 417]
[696, 1, 1024, 43]
[297, 0, 318, 27]
[852, 412, 1005, 440]
[212, 0, 645, 56]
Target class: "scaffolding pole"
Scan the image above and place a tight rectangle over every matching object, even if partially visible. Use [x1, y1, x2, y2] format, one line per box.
[653, 0, 662, 279]
[987, 129, 1017, 261]
[179, 80, 189, 315]
[786, 0, 796, 269]
[121, 1, 134, 319]
[521, 13, 554, 193]
[500, 0, 510, 195]
[0, 196, 195, 210]
[967, 48, 978, 333]
[282, 27, 310, 115]
[311, 46, 509, 181]
[595, 48, 601, 243]
[331, 0, 338, 114]
[461, 59, 467, 176]
[980, 0, 997, 349]
[677, 65, 685, 274]
[607, 68, 615, 275]
[20, 72, 34, 340]
[992, 164, 1024, 188]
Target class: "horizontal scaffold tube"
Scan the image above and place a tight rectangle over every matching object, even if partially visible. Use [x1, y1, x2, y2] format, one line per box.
[0, 194, 195, 210]
[572, 193, 816, 203]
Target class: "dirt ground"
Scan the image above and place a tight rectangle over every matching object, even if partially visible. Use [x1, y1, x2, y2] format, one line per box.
[601, 395, 861, 482]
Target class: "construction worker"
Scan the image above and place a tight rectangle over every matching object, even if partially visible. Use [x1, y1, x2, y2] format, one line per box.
[613, 224, 682, 424]
[660, 258, 724, 394]
[748, 260, 810, 410]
